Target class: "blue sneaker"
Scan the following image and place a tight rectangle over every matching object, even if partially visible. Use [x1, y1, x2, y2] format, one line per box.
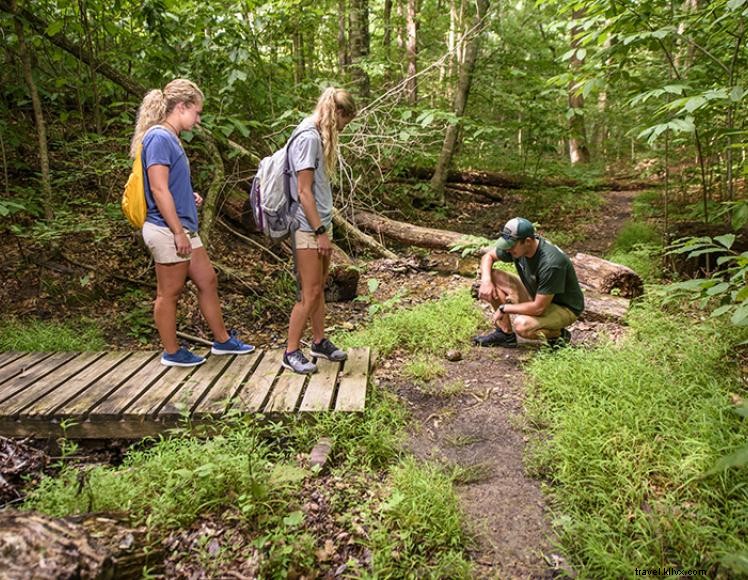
[161, 347, 206, 367]
[211, 329, 255, 355]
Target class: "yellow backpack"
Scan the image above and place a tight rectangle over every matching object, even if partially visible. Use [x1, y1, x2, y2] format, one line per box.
[121, 143, 147, 228]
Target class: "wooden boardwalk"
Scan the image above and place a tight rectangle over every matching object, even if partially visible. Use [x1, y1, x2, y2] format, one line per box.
[0, 348, 370, 439]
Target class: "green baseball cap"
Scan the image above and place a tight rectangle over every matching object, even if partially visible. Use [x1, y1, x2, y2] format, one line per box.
[496, 217, 535, 251]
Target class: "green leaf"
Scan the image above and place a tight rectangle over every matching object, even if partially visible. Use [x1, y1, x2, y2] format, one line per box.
[710, 304, 733, 317]
[575, 48, 587, 60]
[727, 0, 747, 10]
[367, 278, 380, 293]
[734, 403, 748, 418]
[721, 552, 748, 575]
[283, 510, 304, 527]
[46, 20, 64, 36]
[714, 234, 736, 249]
[706, 282, 730, 296]
[732, 203, 748, 230]
[709, 444, 748, 473]
[730, 86, 745, 102]
[730, 302, 748, 326]
[269, 463, 308, 485]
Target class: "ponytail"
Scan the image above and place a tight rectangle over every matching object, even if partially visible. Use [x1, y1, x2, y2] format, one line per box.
[313, 87, 357, 178]
[129, 79, 204, 158]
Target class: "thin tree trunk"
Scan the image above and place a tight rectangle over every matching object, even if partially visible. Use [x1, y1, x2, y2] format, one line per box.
[405, 0, 418, 104]
[383, 0, 392, 83]
[77, 0, 101, 134]
[349, 0, 370, 99]
[568, 9, 591, 164]
[11, 0, 52, 219]
[338, 0, 348, 74]
[195, 129, 224, 250]
[430, 0, 489, 204]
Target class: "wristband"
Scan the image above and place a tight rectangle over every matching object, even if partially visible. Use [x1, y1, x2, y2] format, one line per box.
[314, 225, 327, 236]
[499, 304, 506, 314]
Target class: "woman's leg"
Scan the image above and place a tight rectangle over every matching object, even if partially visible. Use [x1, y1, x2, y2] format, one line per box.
[154, 262, 189, 353]
[287, 249, 325, 351]
[187, 247, 229, 343]
[309, 254, 331, 343]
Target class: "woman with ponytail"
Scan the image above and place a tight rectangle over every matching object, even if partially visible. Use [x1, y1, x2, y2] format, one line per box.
[131, 79, 254, 367]
[282, 87, 357, 374]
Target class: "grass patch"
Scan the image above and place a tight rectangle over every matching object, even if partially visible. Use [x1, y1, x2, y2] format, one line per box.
[606, 219, 665, 283]
[334, 289, 484, 358]
[525, 298, 748, 576]
[0, 318, 106, 351]
[370, 458, 473, 577]
[404, 355, 446, 382]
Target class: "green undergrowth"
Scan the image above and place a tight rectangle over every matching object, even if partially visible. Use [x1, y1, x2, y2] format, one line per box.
[334, 289, 484, 357]
[24, 293, 477, 576]
[0, 318, 106, 351]
[525, 298, 748, 577]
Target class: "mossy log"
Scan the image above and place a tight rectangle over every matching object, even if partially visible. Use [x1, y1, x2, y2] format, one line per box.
[0, 510, 161, 579]
[571, 253, 644, 299]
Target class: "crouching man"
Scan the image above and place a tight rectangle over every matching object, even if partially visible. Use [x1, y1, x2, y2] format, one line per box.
[473, 217, 584, 348]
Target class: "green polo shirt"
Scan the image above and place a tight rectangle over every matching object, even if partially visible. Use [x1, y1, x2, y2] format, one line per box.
[498, 237, 585, 316]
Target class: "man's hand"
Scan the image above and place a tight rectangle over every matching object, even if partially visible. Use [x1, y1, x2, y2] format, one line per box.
[492, 308, 505, 325]
[193, 191, 203, 207]
[317, 232, 332, 257]
[478, 281, 499, 302]
[174, 231, 192, 257]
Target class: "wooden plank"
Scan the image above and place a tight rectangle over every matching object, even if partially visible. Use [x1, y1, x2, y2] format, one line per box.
[334, 348, 370, 412]
[55, 352, 157, 417]
[122, 350, 208, 418]
[264, 372, 306, 413]
[0, 352, 104, 417]
[0, 352, 79, 405]
[193, 351, 262, 416]
[0, 352, 25, 368]
[159, 354, 235, 418]
[0, 416, 168, 440]
[23, 352, 132, 418]
[0, 352, 54, 386]
[235, 349, 284, 412]
[89, 353, 165, 419]
[299, 359, 340, 411]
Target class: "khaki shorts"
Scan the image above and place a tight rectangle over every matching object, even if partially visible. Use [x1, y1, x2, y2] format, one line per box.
[142, 221, 203, 264]
[523, 303, 578, 333]
[294, 225, 333, 250]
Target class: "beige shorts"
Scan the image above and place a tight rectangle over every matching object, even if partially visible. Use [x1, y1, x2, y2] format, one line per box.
[522, 303, 578, 332]
[294, 225, 333, 250]
[142, 221, 203, 264]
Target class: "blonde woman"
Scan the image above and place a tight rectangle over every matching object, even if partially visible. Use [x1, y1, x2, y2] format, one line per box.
[131, 79, 253, 367]
[283, 87, 357, 374]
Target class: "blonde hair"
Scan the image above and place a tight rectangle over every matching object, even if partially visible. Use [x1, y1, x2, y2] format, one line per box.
[129, 79, 204, 157]
[313, 87, 357, 177]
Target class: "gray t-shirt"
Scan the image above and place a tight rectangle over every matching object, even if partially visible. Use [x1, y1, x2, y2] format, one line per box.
[288, 118, 333, 232]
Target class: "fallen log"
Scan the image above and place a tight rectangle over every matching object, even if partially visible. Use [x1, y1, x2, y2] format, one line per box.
[332, 208, 398, 259]
[571, 253, 644, 299]
[0, 510, 161, 579]
[353, 209, 471, 250]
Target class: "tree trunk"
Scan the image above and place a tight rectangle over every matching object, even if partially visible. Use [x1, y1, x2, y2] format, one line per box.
[405, 0, 418, 104]
[349, 0, 370, 99]
[11, 0, 52, 219]
[430, 0, 489, 204]
[338, 0, 348, 73]
[77, 0, 102, 134]
[195, 128, 225, 250]
[568, 9, 591, 164]
[577, 290, 630, 323]
[383, 0, 392, 83]
[571, 252, 644, 298]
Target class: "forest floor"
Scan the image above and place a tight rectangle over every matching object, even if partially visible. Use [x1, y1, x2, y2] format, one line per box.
[0, 179, 643, 578]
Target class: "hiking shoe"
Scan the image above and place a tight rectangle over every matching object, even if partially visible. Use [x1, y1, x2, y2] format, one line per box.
[282, 350, 317, 374]
[211, 329, 255, 355]
[310, 338, 348, 362]
[546, 328, 572, 349]
[161, 347, 206, 367]
[472, 329, 518, 348]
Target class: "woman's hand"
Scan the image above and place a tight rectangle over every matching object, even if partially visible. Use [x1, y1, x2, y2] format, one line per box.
[174, 231, 192, 257]
[317, 232, 332, 257]
[193, 191, 203, 207]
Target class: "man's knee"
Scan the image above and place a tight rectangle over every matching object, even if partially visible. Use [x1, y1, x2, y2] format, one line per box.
[513, 315, 538, 338]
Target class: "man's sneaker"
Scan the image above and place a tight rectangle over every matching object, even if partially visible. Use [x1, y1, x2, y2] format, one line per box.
[161, 347, 206, 367]
[282, 350, 317, 374]
[211, 329, 255, 355]
[547, 328, 572, 349]
[472, 329, 518, 348]
[310, 338, 348, 362]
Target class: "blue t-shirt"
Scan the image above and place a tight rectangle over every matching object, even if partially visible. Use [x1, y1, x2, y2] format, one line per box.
[142, 126, 198, 232]
[288, 118, 332, 232]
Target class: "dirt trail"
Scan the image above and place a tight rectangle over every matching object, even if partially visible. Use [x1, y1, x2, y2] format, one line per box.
[389, 188, 637, 578]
